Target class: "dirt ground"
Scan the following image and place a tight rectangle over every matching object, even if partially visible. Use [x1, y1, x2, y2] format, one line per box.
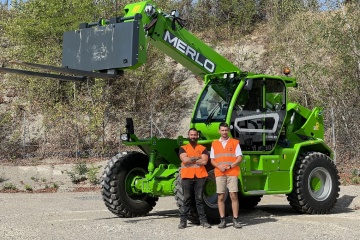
[0, 155, 358, 193]
[1, 156, 360, 240]
[1, 186, 360, 240]
[0, 158, 106, 193]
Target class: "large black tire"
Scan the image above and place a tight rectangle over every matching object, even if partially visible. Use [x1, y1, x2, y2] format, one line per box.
[174, 171, 200, 225]
[238, 193, 263, 210]
[174, 169, 231, 224]
[101, 151, 158, 217]
[286, 152, 340, 214]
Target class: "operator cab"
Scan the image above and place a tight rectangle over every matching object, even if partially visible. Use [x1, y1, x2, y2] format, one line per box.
[232, 77, 286, 152]
[193, 75, 238, 124]
[193, 73, 287, 153]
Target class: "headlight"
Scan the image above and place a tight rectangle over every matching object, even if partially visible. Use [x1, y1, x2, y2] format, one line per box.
[283, 67, 291, 75]
[145, 4, 156, 17]
[120, 134, 129, 141]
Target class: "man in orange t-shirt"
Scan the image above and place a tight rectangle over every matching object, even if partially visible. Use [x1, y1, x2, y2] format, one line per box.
[211, 122, 243, 229]
[178, 128, 211, 229]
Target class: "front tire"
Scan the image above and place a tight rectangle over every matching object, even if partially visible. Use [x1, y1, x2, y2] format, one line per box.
[287, 152, 340, 214]
[174, 171, 200, 224]
[238, 193, 262, 210]
[101, 151, 158, 217]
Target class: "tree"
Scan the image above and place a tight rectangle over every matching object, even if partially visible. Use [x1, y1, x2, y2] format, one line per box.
[267, 1, 360, 164]
[1, 0, 191, 158]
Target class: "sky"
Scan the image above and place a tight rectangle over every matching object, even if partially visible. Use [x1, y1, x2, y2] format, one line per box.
[1, 0, 11, 5]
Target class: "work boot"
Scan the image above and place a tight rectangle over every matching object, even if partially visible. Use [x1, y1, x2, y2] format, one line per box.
[178, 220, 187, 229]
[187, 211, 200, 225]
[218, 218, 226, 229]
[233, 217, 242, 229]
[200, 221, 211, 228]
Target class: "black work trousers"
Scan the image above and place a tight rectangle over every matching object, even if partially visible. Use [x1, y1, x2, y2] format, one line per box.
[180, 177, 207, 223]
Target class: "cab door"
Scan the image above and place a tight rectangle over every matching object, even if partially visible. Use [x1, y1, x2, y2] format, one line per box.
[232, 78, 286, 152]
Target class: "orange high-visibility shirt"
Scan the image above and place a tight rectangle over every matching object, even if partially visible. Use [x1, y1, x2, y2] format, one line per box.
[212, 138, 240, 177]
[180, 144, 208, 179]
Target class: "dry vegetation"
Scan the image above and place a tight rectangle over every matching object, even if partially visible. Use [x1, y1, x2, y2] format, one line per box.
[0, 1, 359, 183]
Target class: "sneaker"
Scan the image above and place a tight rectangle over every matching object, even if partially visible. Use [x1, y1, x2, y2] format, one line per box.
[178, 221, 187, 229]
[200, 222, 211, 228]
[218, 218, 226, 229]
[233, 217, 242, 229]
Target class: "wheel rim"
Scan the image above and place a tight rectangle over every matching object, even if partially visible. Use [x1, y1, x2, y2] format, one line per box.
[308, 167, 332, 201]
[125, 167, 147, 203]
[203, 169, 228, 209]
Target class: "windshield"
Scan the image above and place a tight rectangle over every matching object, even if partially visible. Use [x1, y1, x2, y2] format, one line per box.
[193, 78, 239, 124]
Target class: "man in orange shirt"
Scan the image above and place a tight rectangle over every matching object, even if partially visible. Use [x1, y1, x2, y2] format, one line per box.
[211, 122, 243, 229]
[178, 128, 211, 229]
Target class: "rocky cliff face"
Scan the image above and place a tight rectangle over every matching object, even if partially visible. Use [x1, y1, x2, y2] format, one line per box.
[0, 24, 269, 159]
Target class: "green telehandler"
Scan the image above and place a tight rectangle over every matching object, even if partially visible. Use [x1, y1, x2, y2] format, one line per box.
[0, 1, 340, 223]
[92, 1, 339, 222]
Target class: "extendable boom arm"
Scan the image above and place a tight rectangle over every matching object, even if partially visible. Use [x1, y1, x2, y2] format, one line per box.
[62, 1, 240, 79]
[124, 1, 240, 77]
[1, 1, 240, 81]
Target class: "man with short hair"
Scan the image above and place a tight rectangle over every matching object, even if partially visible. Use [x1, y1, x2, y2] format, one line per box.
[178, 128, 211, 229]
[210, 122, 243, 229]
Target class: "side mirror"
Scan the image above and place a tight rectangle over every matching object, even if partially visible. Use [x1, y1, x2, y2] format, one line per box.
[244, 78, 253, 90]
[170, 10, 179, 18]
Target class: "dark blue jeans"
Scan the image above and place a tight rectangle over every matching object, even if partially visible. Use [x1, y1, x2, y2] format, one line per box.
[180, 177, 207, 223]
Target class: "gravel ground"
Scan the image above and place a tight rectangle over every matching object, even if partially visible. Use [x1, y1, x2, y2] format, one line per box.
[0, 186, 359, 240]
[0, 161, 107, 192]
[1, 161, 360, 239]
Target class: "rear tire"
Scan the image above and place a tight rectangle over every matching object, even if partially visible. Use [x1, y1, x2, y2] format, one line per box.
[174, 169, 231, 224]
[286, 152, 340, 214]
[101, 152, 158, 217]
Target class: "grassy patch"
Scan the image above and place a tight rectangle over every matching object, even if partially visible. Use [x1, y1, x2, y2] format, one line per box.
[24, 184, 33, 191]
[351, 169, 360, 185]
[62, 162, 100, 185]
[3, 183, 17, 190]
[0, 175, 6, 183]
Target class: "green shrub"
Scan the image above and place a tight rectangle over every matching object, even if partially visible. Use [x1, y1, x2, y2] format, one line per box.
[74, 162, 88, 175]
[87, 164, 101, 185]
[62, 162, 102, 185]
[24, 184, 33, 191]
[45, 182, 59, 189]
[351, 169, 360, 185]
[0, 175, 5, 183]
[3, 183, 17, 190]
[63, 162, 88, 184]
[31, 176, 39, 182]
